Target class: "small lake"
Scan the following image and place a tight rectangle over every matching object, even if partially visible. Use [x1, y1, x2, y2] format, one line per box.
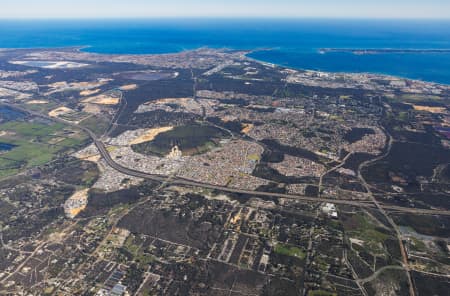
[0, 106, 26, 121]
[0, 142, 17, 151]
[121, 71, 177, 81]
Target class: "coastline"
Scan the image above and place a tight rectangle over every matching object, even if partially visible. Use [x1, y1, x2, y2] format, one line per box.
[246, 48, 450, 86]
[1, 18, 449, 84]
[1, 44, 449, 86]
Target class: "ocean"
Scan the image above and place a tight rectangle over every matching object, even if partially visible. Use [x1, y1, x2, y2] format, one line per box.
[0, 19, 450, 84]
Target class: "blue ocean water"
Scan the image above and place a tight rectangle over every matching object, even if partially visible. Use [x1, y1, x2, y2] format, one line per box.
[0, 19, 450, 84]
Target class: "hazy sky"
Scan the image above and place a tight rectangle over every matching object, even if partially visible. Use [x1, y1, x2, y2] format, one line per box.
[1, 0, 449, 19]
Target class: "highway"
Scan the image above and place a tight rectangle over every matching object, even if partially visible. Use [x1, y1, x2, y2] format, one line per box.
[3, 102, 450, 217]
[358, 130, 416, 296]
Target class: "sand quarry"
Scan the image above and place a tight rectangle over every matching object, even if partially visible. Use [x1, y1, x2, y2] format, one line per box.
[411, 104, 447, 114]
[80, 89, 101, 96]
[48, 106, 74, 117]
[129, 126, 174, 145]
[119, 84, 138, 91]
[26, 99, 49, 104]
[82, 93, 120, 105]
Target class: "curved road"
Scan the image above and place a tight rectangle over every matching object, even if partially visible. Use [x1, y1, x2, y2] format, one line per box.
[4, 103, 450, 217]
[358, 130, 416, 296]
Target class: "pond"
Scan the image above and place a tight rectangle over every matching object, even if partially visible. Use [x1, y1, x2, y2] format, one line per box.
[0, 142, 17, 151]
[0, 106, 26, 122]
[120, 71, 177, 81]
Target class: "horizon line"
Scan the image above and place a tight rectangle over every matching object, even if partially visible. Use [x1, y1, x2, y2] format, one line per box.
[1, 16, 450, 21]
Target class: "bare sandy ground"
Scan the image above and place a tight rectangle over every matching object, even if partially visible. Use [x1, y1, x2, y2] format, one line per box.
[82, 103, 103, 114]
[26, 99, 49, 104]
[129, 126, 174, 145]
[47, 81, 69, 89]
[45, 80, 110, 96]
[82, 94, 120, 105]
[241, 123, 254, 134]
[119, 84, 138, 91]
[48, 106, 74, 117]
[64, 189, 89, 218]
[135, 97, 217, 116]
[80, 89, 101, 96]
[76, 152, 102, 163]
[73, 144, 102, 163]
[95, 97, 120, 105]
[411, 104, 447, 114]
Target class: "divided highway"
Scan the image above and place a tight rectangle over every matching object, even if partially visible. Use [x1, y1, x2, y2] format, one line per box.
[4, 103, 450, 216]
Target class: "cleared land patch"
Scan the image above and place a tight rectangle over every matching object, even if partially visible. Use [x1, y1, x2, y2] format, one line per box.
[119, 84, 138, 91]
[48, 106, 74, 117]
[26, 100, 49, 104]
[64, 189, 89, 218]
[80, 89, 101, 96]
[129, 126, 174, 145]
[411, 104, 447, 114]
[82, 95, 119, 105]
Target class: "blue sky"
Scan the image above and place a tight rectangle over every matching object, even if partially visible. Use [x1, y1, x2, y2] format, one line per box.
[1, 0, 449, 19]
